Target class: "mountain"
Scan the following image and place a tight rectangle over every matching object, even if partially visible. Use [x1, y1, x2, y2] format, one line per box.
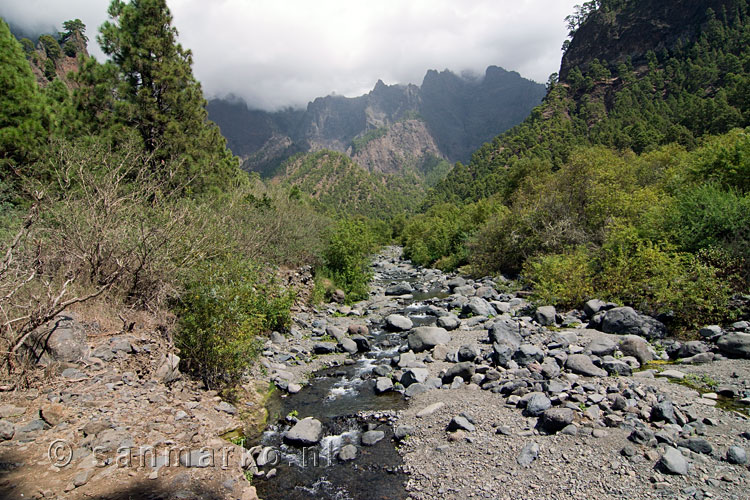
[207, 66, 546, 177]
[428, 0, 750, 205]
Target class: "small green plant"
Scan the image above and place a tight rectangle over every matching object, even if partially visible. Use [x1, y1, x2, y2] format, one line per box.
[287, 410, 299, 419]
[230, 435, 247, 448]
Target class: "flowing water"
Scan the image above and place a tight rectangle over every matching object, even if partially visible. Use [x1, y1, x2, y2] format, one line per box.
[254, 257, 446, 499]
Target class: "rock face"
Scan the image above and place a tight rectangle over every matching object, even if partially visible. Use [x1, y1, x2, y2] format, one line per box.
[24, 315, 87, 364]
[284, 417, 323, 447]
[599, 307, 666, 339]
[408, 327, 451, 353]
[716, 333, 750, 358]
[207, 65, 546, 176]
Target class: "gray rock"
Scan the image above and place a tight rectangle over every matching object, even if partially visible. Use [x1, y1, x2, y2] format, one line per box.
[385, 282, 413, 296]
[676, 341, 707, 359]
[73, 469, 93, 487]
[437, 315, 460, 330]
[270, 331, 286, 344]
[442, 362, 476, 383]
[407, 327, 451, 353]
[326, 326, 346, 342]
[463, 297, 496, 317]
[457, 344, 480, 362]
[284, 417, 323, 447]
[215, 402, 237, 415]
[154, 353, 181, 383]
[565, 354, 607, 377]
[716, 333, 750, 358]
[513, 344, 544, 366]
[453, 285, 475, 296]
[619, 336, 652, 365]
[534, 306, 556, 326]
[361, 430, 385, 446]
[394, 425, 413, 440]
[699, 325, 723, 338]
[404, 383, 430, 397]
[91, 345, 115, 362]
[338, 444, 357, 461]
[651, 399, 676, 424]
[401, 368, 430, 387]
[540, 357, 561, 379]
[587, 337, 616, 356]
[492, 341, 516, 368]
[398, 351, 417, 368]
[678, 438, 713, 455]
[447, 416, 475, 432]
[313, 342, 337, 354]
[584, 299, 607, 317]
[385, 314, 413, 332]
[488, 319, 522, 348]
[600, 307, 666, 339]
[24, 315, 86, 364]
[446, 277, 467, 290]
[350, 335, 370, 352]
[601, 357, 632, 376]
[540, 408, 574, 433]
[524, 393, 552, 416]
[0, 420, 15, 441]
[339, 337, 358, 354]
[727, 446, 747, 464]
[375, 377, 394, 394]
[517, 442, 540, 466]
[373, 364, 392, 377]
[659, 446, 689, 475]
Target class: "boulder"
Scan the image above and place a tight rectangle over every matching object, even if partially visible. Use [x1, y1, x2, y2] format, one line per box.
[154, 353, 181, 383]
[400, 368, 430, 387]
[619, 336, 652, 365]
[462, 297, 496, 318]
[447, 416, 475, 432]
[717, 333, 750, 358]
[600, 307, 666, 340]
[565, 354, 607, 377]
[339, 337, 358, 354]
[407, 327, 451, 353]
[540, 408, 574, 433]
[513, 344, 544, 366]
[374, 377, 393, 394]
[584, 299, 608, 318]
[338, 444, 357, 461]
[385, 282, 413, 296]
[350, 335, 370, 352]
[488, 319, 522, 348]
[587, 336, 617, 356]
[517, 442, 539, 466]
[534, 306, 556, 326]
[442, 362, 475, 384]
[361, 430, 385, 446]
[284, 417, 323, 447]
[658, 447, 688, 475]
[727, 446, 747, 465]
[385, 314, 413, 332]
[492, 341, 517, 368]
[313, 343, 337, 354]
[24, 315, 86, 364]
[457, 344, 480, 362]
[436, 315, 460, 331]
[524, 393, 552, 416]
[601, 357, 632, 376]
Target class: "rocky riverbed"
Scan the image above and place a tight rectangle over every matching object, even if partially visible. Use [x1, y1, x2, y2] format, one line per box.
[0, 246, 748, 500]
[252, 246, 750, 500]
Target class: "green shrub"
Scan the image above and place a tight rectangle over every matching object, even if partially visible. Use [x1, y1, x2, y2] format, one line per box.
[321, 218, 376, 302]
[175, 257, 295, 388]
[523, 247, 596, 309]
[595, 224, 732, 331]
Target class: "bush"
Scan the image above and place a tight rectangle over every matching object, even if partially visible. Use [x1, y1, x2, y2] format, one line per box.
[321, 218, 376, 302]
[175, 258, 294, 388]
[595, 225, 733, 331]
[523, 247, 596, 309]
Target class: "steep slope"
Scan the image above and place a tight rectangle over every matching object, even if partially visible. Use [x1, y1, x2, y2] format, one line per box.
[428, 0, 750, 204]
[208, 66, 546, 177]
[272, 150, 425, 218]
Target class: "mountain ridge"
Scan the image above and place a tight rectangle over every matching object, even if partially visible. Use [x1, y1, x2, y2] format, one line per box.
[207, 65, 546, 176]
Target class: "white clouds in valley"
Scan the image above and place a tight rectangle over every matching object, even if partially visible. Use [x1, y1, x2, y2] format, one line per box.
[1, 0, 580, 110]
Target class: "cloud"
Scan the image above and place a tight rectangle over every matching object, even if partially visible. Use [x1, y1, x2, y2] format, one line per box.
[1, 0, 579, 110]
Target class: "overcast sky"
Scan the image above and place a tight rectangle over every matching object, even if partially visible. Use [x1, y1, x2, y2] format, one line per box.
[2, 0, 579, 110]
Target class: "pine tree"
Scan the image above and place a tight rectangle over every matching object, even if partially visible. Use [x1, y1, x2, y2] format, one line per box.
[97, 0, 239, 195]
[0, 18, 48, 201]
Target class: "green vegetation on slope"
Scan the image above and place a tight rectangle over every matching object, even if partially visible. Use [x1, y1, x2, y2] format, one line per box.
[402, 0, 750, 332]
